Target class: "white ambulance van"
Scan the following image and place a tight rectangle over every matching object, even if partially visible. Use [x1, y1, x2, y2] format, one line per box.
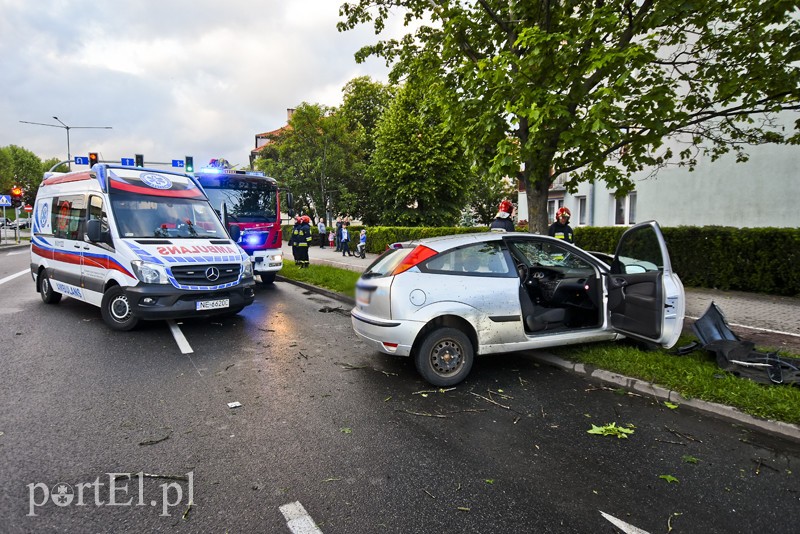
[30, 164, 256, 330]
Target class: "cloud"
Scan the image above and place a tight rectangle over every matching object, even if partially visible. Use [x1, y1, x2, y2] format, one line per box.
[1, 0, 402, 168]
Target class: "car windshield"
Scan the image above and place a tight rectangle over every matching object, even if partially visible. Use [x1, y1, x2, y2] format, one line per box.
[512, 240, 592, 270]
[361, 247, 414, 278]
[110, 193, 227, 239]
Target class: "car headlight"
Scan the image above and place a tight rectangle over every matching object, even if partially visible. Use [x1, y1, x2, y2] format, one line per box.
[242, 259, 254, 278]
[131, 260, 170, 284]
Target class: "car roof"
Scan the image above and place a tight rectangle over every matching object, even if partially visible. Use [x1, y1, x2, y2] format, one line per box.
[408, 231, 546, 252]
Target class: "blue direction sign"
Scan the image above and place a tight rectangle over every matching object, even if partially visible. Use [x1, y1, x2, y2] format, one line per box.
[74, 156, 89, 165]
[121, 158, 135, 166]
[172, 159, 185, 168]
[0, 195, 10, 207]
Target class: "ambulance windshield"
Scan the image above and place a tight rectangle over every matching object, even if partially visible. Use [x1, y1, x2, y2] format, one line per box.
[110, 193, 228, 239]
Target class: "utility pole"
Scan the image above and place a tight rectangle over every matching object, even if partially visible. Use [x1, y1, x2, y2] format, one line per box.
[20, 117, 112, 170]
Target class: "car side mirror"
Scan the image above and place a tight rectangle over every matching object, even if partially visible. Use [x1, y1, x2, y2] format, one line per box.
[86, 219, 104, 243]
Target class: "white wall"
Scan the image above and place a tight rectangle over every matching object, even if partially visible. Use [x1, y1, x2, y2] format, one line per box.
[521, 140, 800, 229]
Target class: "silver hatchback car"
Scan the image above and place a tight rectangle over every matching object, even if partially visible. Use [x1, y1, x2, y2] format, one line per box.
[351, 221, 685, 386]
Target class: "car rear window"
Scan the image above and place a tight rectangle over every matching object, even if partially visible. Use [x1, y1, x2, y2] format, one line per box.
[360, 247, 414, 278]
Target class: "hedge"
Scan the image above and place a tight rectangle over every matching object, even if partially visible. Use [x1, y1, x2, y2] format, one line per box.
[282, 224, 800, 297]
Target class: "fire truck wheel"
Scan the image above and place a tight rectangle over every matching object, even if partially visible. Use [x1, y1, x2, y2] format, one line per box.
[258, 272, 276, 285]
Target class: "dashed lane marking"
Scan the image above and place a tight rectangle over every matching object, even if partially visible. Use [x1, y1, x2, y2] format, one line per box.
[600, 511, 651, 534]
[280, 501, 323, 534]
[0, 269, 28, 285]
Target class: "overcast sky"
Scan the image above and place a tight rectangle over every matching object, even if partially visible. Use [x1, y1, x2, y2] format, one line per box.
[0, 0, 401, 169]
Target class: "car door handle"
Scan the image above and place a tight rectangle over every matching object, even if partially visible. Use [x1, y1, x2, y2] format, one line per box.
[611, 277, 628, 288]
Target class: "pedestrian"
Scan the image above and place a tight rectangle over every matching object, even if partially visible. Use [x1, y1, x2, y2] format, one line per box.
[357, 228, 367, 258]
[340, 222, 353, 256]
[548, 207, 574, 244]
[335, 217, 343, 252]
[489, 200, 516, 232]
[318, 219, 327, 248]
[328, 230, 335, 248]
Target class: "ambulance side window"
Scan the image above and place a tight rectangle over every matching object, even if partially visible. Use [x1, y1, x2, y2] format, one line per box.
[52, 195, 87, 240]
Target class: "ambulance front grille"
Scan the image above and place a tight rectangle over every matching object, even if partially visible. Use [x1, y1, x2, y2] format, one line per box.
[170, 264, 240, 286]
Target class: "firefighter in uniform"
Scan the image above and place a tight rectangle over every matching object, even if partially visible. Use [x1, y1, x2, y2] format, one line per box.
[290, 216, 302, 266]
[548, 207, 574, 244]
[294, 215, 313, 268]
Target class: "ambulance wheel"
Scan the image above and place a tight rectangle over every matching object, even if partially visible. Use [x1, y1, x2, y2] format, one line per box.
[101, 286, 139, 331]
[258, 272, 276, 285]
[39, 271, 62, 304]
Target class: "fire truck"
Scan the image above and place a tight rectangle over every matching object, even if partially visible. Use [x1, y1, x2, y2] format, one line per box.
[194, 159, 292, 285]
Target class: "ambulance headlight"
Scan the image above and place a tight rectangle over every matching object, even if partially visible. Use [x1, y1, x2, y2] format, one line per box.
[242, 259, 254, 278]
[131, 260, 170, 284]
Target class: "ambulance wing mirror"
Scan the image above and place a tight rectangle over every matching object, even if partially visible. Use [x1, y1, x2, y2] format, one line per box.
[86, 219, 110, 244]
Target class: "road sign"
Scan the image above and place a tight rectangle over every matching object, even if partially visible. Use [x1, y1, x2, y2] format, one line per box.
[172, 160, 185, 168]
[74, 156, 89, 165]
[24, 205, 33, 213]
[0, 195, 10, 207]
[121, 158, 135, 166]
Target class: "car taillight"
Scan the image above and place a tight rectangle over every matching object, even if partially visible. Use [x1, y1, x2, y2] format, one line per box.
[392, 245, 437, 275]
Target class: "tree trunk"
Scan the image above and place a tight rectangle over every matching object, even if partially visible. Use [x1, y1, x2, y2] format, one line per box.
[523, 158, 553, 235]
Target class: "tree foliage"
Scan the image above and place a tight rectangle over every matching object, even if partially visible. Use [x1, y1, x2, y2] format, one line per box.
[369, 80, 469, 226]
[338, 76, 395, 224]
[339, 0, 800, 232]
[254, 103, 361, 225]
[0, 145, 54, 206]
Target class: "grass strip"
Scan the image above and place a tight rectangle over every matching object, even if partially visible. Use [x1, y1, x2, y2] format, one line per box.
[280, 259, 361, 298]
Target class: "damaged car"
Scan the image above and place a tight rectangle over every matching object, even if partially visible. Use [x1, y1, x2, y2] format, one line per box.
[351, 221, 685, 386]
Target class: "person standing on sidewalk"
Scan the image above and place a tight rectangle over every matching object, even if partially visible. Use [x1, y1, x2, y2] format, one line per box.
[335, 217, 343, 252]
[341, 222, 353, 256]
[318, 219, 327, 248]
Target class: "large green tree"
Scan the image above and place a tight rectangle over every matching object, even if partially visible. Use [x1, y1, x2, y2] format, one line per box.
[369, 80, 469, 226]
[338, 76, 396, 224]
[255, 103, 361, 224]
[0, 145, 51, 207]
[339, 0, 800, 232]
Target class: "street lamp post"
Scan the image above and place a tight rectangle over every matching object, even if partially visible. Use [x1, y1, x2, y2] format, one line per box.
[19, 117, 112, 170]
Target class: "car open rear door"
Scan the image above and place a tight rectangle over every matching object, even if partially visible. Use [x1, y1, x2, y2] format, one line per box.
[607, 221, 685, 348]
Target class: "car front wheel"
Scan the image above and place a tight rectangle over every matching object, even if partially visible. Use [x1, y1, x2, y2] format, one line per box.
[415, 327, 474, 387]
[101, 286, 139, 331]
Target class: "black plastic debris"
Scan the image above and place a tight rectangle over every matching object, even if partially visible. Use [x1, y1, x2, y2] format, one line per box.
[692, 302, 800, 386]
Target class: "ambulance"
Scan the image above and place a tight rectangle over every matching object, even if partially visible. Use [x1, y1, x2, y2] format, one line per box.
[30, 164, 256, 331]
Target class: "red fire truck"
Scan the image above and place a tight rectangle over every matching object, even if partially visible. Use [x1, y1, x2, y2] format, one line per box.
[194, 160, 292, 285]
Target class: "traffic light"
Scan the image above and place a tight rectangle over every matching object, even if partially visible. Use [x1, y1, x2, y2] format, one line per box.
[88, 152, 99, 167]
[135, 154, 144, 167]
[185, 156, 194, 172]
[10, 185, 23, 207]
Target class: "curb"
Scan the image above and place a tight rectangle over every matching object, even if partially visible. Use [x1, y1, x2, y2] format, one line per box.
[531, 353, 800, 443]
[276, 275, 356, 306]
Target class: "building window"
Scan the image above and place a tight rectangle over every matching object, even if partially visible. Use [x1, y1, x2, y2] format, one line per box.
[576, 196, 587, 225]
[547, 198, 563, 223]
[613, 192, 637, 225]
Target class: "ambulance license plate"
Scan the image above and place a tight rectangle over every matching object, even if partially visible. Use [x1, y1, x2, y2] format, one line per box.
[197, 298, 229, 311]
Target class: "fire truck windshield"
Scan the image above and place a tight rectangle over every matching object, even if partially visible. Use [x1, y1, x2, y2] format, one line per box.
[202, 178, 278, 224]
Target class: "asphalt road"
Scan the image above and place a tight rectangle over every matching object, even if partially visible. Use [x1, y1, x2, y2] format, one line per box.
[1, 248, 799, 533]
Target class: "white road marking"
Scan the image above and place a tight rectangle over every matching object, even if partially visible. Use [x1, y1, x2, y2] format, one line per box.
[686, 315, 800, 338]
[0, 269, 29, 285]
[167, 320, 194, 354]
[280, 501, 323, 534]
[600, 511, 651, 534]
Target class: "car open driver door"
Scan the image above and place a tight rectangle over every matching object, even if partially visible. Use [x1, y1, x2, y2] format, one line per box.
[606, 220, 685, 349]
